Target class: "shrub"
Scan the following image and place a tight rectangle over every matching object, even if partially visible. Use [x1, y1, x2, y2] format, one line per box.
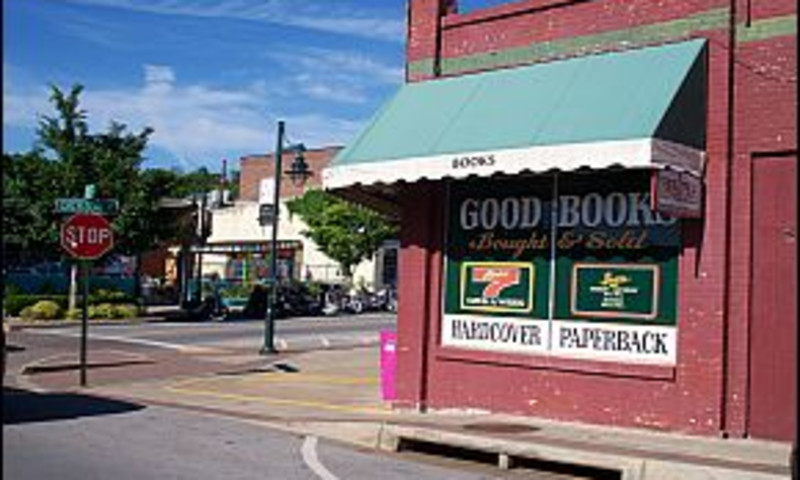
[89, 289, 136, 305]
[4, 295, 68, 316]
[4, 283, 23, 296]
[20, 300, 63, 320]
[88, 303, 115, 319]
[65, 308, 82, 320]
[219, 284, 252, 299]
[306, 281, 323, 298]
[4, 296, 32, 317]
[112, 304, 139, 319]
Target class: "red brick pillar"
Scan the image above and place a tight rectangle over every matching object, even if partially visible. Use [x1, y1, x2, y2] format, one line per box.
[394, 183, 444, 410]
[406, 0, 455, 82]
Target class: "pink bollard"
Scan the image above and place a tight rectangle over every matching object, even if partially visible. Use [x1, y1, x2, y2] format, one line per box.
[380, 330, 397, 401]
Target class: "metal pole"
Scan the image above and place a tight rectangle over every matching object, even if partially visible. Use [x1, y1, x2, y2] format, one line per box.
[547, 172, 558, 350]
[80, 260, 89, 387]
[197, 192, 206, 291]
[79, 184, 95, 387]
[261, 120, 284, 355]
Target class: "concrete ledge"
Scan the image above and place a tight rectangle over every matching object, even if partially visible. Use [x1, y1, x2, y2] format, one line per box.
[379, 424, 642, 478]
[378, 424, 791, 480]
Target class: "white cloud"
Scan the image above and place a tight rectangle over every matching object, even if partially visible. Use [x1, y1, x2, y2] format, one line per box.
[144, 65, 176, 86]
[264, 47, 403, 105]
[2, 64, 365, 168]
[2, 64, 51, 128]
[293, 75, 367, 104]
[272, 47, 404, 86]
[62, 0, 405, 43]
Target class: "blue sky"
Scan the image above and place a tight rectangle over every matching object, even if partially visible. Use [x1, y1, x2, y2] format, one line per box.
[3, 0, 508, 172]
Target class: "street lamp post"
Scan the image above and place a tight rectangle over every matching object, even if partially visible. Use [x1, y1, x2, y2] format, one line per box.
[260, 120, 311, 355]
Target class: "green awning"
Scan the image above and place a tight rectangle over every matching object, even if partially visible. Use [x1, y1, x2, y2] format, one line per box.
[324, 39, 706, 195]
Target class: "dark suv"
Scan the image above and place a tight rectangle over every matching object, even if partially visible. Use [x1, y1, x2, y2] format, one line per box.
[242, 281, 323, 319]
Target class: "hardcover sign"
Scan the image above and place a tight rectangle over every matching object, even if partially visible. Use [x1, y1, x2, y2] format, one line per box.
[442, 314, 549, 354]
[443, 171, 679, 365]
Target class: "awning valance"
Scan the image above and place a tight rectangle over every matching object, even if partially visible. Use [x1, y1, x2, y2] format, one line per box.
[323, 39, 706, 196]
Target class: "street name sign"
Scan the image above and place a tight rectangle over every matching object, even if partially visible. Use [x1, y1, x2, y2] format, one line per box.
[60, 213, 115, 259]
[55, 198, 119, 215]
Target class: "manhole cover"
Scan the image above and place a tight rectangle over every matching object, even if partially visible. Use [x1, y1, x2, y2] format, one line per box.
[462, 422, 540, 434]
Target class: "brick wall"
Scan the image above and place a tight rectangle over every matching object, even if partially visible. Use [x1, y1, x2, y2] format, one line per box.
[239, 146, 342, 202]
[398, 0, 796, 439]
[725, 0, 797, 437]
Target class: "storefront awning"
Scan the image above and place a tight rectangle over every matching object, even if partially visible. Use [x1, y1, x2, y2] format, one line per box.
[323, 39, 706, 210]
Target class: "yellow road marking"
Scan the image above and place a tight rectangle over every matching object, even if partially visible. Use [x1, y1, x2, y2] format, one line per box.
[173, 373, 379, 387]
[249, 373, 379, 385]
[164, 384, 390, 415]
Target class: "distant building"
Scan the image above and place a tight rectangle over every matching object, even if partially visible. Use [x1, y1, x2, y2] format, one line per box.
[201, 146, 398, 289]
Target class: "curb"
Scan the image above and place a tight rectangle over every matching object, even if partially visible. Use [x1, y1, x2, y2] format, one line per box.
[376, 424, 791, 480]
[5, 316, 172, 330]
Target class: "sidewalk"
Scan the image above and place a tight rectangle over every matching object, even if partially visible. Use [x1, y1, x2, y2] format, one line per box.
[80, 345, 792, 480]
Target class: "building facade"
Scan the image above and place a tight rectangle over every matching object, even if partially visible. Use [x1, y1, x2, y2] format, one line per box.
[324, 0, 796, 443]
[203, 146, 396, 289]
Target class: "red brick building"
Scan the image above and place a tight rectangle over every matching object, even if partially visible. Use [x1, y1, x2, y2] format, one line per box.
[239, 146, 342, 202]
[324, 0, 796, 443]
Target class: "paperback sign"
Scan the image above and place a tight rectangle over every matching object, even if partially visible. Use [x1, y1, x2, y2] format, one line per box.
[552, 321, 676, 364]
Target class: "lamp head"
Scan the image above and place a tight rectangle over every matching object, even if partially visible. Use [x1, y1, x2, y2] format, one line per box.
[285, 144, 312, 187]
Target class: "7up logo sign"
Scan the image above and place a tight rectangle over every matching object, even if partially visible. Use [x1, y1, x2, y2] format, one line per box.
[460, 262, 534, 313]
[473, 266, 521, 297]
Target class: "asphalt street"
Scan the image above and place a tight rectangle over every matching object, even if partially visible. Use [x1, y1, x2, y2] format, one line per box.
[3, 315, 618, 479]
[32, 312, 396, 353]
[3, 387, 577, 480]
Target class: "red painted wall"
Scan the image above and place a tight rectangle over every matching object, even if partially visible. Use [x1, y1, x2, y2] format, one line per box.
[748, 155, 797, 442]
[397, 0, 796, 441]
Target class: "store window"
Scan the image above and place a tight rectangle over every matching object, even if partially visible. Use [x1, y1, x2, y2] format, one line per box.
[442, 170, 680, 365]
[381, 245, 399, 287]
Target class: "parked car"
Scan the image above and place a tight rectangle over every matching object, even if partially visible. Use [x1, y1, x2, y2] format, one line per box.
[320, 283, 397, 316]
[242, 281, 323, 319]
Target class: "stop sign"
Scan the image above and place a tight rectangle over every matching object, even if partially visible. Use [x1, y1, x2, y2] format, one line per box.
[60, 213, 114, 259]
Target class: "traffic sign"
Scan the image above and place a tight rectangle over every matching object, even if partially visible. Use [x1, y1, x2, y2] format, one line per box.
[60, 214, 115, 259]
[258, 204, 276, 226]
[55, 198, 119, 215]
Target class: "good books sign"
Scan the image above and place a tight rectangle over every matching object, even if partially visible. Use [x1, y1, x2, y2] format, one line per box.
[442, 171, 679, 365]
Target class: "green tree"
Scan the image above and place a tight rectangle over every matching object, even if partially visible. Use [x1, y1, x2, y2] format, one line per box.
[286, 189, 397, 283]
[2, 151, 65, 262]
[36, 84, 156, 255]
[167, 166, 221, 199]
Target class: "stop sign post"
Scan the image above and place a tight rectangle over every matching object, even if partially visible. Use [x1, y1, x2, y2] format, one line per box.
[61, 213, 114, 260]
[55, 185, 118, 388]
[59, 210, 115, 388]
